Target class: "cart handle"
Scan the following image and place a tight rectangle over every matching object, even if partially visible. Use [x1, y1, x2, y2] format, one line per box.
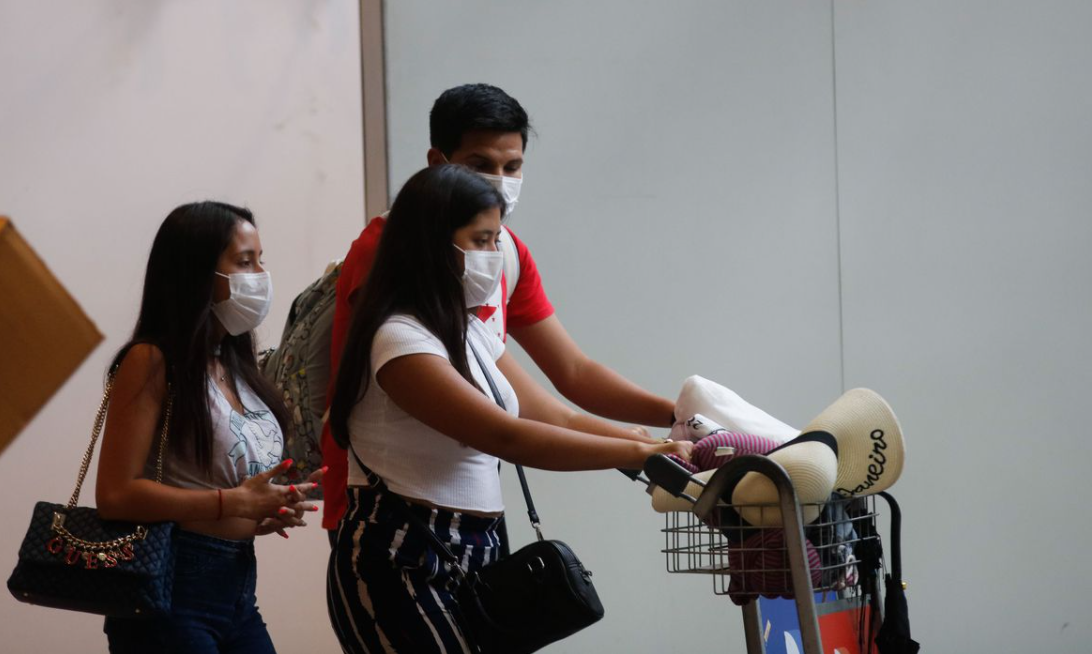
[642, 454, 702, 498]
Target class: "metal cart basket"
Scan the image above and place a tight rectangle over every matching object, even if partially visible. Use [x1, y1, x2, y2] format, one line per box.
[638, 454, 900, 654]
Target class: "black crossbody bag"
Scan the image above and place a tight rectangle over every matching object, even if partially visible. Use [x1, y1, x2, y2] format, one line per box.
[348, 343, 604, 653]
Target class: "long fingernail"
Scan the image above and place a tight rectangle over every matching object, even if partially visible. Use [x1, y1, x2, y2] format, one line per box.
[279, 508, 288, 515]
[321, 466, 329, 473]
[282, 459, 294, 468]
[279, 532, 289, 539]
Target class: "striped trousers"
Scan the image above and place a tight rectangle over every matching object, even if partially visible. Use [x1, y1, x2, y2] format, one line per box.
[326, 486, 504, 654]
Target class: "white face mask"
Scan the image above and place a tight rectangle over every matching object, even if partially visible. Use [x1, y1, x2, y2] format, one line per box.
[454, 245, 503, 308]
[477, 173, 521, 217]
[211, 271, 273, 336]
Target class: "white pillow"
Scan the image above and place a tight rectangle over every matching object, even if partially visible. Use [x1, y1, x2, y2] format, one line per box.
[675, 375, 797, 444]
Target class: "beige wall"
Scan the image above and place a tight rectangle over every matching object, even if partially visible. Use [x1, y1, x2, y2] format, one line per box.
[0, 2, 362, 651]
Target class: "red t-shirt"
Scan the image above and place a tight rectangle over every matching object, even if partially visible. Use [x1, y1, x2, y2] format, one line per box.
[320, 216, 553, 528]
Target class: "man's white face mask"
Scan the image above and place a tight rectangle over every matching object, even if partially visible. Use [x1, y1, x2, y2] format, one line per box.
[438, 154, 523, 217]
[477, 173, 521, 217]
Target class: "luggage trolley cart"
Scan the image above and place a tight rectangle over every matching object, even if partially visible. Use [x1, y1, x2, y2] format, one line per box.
[634, 454, 898, 654]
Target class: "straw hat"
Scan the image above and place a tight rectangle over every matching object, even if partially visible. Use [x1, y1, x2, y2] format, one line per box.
[803, 388, 905, 498]
[651, 469, 717, 513]
[730, 433, 838, 526]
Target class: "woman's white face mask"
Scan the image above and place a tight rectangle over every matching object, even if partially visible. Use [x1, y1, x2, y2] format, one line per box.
[211, 271, 273, 335]
[453, 245, 503, 308]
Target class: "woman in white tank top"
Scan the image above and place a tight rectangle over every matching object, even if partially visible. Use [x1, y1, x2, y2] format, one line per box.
[94, 202, 325, 653]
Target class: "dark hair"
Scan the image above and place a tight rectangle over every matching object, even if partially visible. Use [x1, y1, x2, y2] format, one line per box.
[112, 201, 290, 470]
[329, 165, 506, 448]
[429, 83, 532, 157]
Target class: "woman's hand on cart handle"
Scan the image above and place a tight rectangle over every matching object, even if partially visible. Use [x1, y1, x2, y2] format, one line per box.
[646, 439, 693, 462]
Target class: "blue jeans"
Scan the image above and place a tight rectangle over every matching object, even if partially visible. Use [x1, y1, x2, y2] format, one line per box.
[104, 530, 275, 654]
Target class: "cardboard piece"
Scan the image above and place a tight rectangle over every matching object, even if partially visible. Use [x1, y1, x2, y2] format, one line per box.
[0, 217, 103, 454]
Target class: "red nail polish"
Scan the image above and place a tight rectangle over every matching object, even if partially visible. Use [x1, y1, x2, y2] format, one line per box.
[278, 508, 288, 515]
[283, 459, 294, 468]
[322, 466, 329, 473]
[279, 532, 289, 539]
[314, 479, 322, 487]
[310, 506, 319, 512]
[289, 485, 297, 493]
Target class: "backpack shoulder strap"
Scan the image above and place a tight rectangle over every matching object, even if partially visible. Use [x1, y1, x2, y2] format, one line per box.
[498, 225, 520, 304]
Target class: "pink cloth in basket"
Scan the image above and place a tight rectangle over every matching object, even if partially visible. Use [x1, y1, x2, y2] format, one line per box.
[666, 431, 780, 474]
[691, 431, 780, 471]
[727, 529, 823, 606]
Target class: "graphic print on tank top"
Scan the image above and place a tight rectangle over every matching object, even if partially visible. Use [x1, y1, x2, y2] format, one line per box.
[227, 408, 284, 478]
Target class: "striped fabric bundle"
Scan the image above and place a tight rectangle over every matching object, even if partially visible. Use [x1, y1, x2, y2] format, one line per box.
[666, 430, 781, 474]
[691, 431, 781, 471]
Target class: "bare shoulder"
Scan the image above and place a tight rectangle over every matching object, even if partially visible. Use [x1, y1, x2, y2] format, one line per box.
[112, 343, 168, 401]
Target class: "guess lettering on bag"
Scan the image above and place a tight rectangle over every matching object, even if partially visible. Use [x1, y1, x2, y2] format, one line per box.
[46, 512, 140, 569]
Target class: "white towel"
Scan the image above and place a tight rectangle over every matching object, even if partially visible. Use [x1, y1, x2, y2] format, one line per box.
[674, 375, 797, 444]
[672, 413, 728, 443]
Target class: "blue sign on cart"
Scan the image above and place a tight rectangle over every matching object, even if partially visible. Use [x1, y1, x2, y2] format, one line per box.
[759, 595, 875, 654]
[760, 596, 812, 654]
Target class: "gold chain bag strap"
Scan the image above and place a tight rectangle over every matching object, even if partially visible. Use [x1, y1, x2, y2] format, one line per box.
[7, 369, 178, 618]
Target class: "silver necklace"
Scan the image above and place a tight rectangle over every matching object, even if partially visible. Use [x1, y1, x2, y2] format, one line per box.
[212, 345, 226, 383]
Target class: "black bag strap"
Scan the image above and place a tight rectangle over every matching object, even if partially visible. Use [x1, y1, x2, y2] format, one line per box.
[466, 341, 543, 538]
[878, 491, 903, 581]
[57, 360, 172, 550]
[70, 364, 172, 509]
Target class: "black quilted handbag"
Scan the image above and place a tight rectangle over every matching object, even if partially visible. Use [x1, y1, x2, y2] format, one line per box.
[7, 372, 176, 618]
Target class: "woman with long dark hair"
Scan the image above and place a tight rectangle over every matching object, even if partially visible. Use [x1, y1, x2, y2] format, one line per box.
[95, 201, 322, 653]
[326, 165, 692, 652]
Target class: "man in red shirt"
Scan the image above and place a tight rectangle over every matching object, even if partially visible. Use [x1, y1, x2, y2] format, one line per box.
[321, 84, 676, 540]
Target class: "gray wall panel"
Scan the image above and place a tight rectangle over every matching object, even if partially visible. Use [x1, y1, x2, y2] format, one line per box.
[835, 2, 1092, 651]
